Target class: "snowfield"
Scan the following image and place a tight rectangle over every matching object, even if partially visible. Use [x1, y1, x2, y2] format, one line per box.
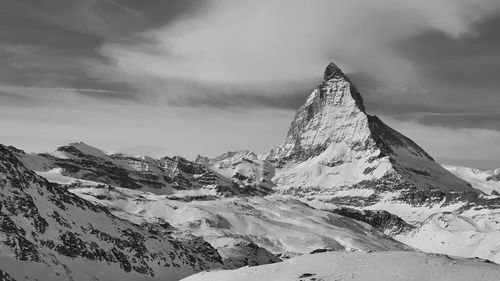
[182, 251, 500, 281]
[395, 212, 500, 264]
[35, 156, 500, 268]
[68, 185, 409, 266]
[444, 165, 500, 194]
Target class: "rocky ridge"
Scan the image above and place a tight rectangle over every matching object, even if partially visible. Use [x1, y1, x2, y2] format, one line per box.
[0, 145, 222, 280]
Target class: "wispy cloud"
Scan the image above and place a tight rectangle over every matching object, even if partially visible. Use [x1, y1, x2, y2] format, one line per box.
[99, 0, 500, 95]
[0, 85, 134, 107]
[385, 116, 500, 168]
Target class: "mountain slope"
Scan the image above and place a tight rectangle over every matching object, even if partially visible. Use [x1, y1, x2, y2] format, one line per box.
[65, 184, 410, 267]
[444, 165, 500, 195]
[395, 212, 500, 263]
[11, 143, 258, 197]
[183, 251, 500, 281]
[0, 145, 222, 281]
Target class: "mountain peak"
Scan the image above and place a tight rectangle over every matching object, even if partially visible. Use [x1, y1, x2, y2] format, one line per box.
[268, 62, 473, 193]
[268, 62, 368, 162]
[55, 142, 108, 159]
[323, 62, 346, 80]
[320, 62, 365, 112]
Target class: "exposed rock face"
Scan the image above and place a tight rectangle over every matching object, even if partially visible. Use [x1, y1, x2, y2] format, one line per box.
[195, 150, 275, 194]
[0, 145, 222, 280]
[215, 239, 281, 269]
[267, 62, 473, 193]
[14, 143, 172, 192]
[268, 63, 372, 163]
[487, 171, 500, 182]
[11, 143, 264, 197]
[330, 207, 415, 236]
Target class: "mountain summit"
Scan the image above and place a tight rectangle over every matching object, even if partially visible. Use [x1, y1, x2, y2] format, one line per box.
[268, 62, 473, 194]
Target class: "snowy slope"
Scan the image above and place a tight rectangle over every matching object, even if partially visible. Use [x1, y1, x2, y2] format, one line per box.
[66, 185, 410, 267]
[183, 251, 500, 281]
[0, 145, 223, 281]
[444, 165, 500, 194]
[395, 212, 500, 263]
[196, 150, 275, 191]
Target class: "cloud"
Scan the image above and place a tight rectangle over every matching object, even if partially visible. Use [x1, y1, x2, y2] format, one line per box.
[0, 85, 134, 107]
[98, 0, 500, 104]
[3, 0, 500, 168]
[0, 99, 294, 160]
[0, 0, 205, 101]
[383, 116, 500, 168]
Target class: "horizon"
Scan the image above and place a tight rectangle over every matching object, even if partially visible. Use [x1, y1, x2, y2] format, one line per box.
[2, 0, 500, 169]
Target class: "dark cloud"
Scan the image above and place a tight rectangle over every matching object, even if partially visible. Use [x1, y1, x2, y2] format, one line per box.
[0, 0, 206, 38]
[416, 113, 500, 131]
[379, 12, 500, 129]
[161, 79, 317, 110]
[0, 0, 205, 101]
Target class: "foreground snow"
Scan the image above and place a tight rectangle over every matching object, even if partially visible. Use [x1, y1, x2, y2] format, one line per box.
[182, 251, 500, 281]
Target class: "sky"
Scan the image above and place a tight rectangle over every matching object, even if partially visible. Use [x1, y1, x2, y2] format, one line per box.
[1, 0, 500, 168]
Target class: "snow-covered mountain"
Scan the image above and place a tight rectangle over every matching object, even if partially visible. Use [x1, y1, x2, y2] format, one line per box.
[396, 212, 500, 263]
[200, 63, 499, 223]
[7, 143, 412, 271]
[195, 150, 275, 191]
[267, 63, 473, 194]
[65, 184, 410, 268]
[191, 63, 500, 265]
[0, 145, 223, 280]
[11, 142, 265, 197]
[183, 251, 500, 281]
[444, 165, 500, 195]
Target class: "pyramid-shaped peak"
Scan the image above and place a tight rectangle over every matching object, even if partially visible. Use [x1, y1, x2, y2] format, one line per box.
[323, 62, 347, 80]
[317, 62, 365, 112]
[268, 61, 473, 193]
